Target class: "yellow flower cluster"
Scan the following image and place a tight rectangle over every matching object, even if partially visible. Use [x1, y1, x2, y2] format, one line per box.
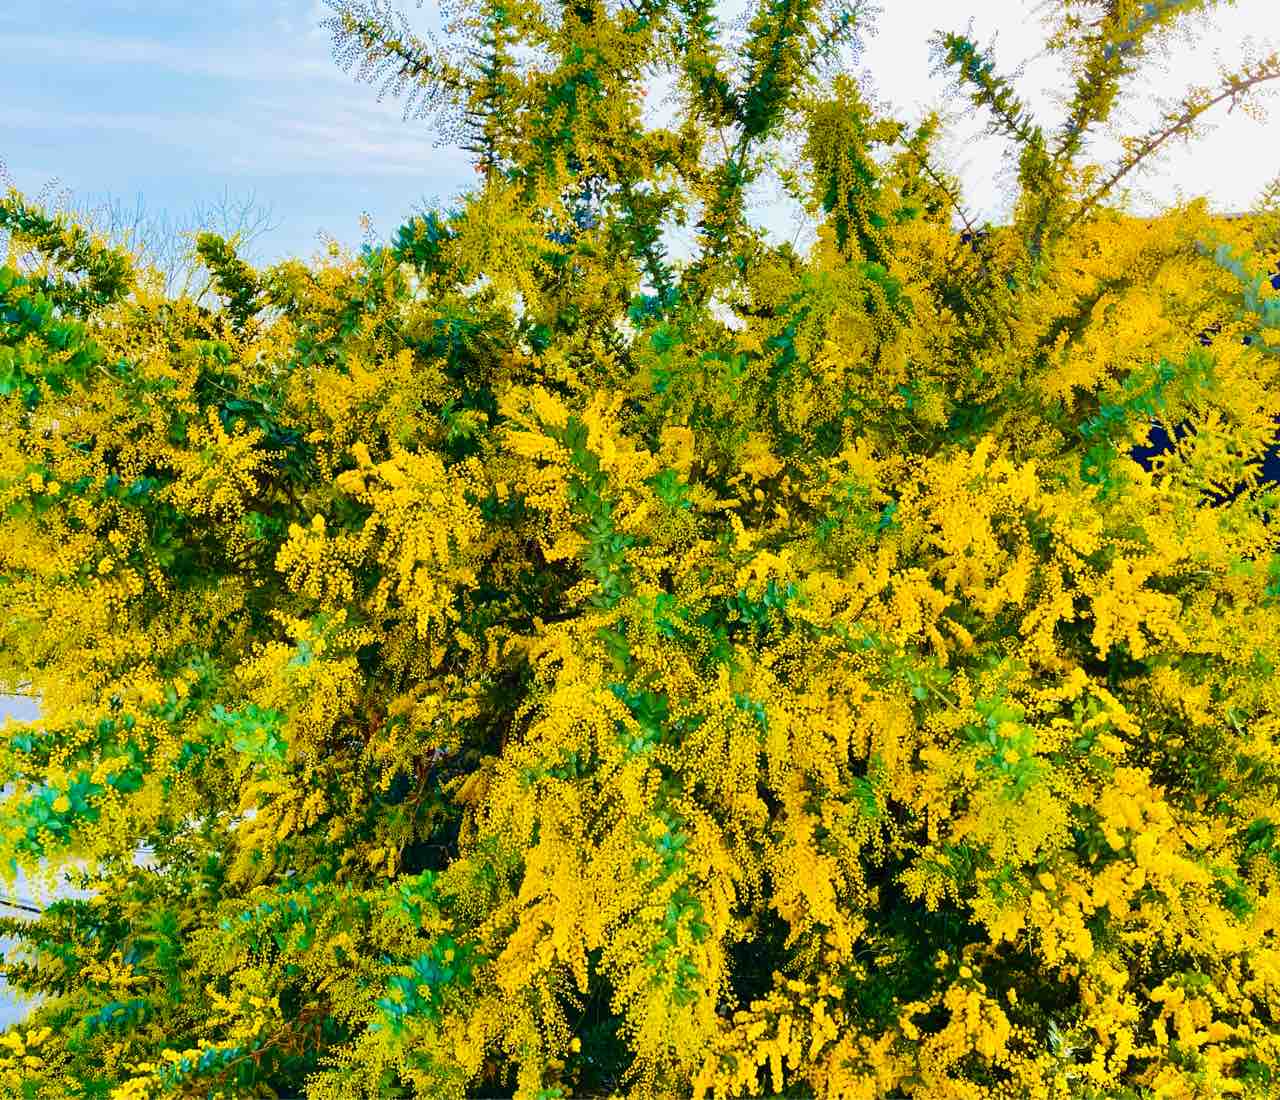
[2, 1, 1280, 1095]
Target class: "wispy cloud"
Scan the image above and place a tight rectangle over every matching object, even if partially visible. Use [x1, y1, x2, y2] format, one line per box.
[2, 31, 348, 84]
[4, 104, 233, 144]
[223, 114, 471, 178]
[5, 100, 468, 181]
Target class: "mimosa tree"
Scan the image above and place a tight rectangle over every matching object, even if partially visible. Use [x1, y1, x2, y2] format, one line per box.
[2, 0, 1280, 1096]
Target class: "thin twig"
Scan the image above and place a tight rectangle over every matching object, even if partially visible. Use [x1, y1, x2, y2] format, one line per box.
[1067, 60, 1280, 232]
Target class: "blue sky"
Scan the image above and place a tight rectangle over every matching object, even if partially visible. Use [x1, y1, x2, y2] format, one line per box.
[3, 0, 1278, 270]
[3, 0, 475, 266]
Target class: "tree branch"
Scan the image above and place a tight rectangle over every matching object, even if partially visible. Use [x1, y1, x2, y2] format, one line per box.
[1067, 51, 1280, 230]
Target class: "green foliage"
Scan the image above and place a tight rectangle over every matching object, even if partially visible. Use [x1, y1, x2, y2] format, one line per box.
[1, 1, 1279, 1099]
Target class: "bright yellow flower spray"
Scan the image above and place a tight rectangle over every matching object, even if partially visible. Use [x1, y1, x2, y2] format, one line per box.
[1, 0, 1280, 1096]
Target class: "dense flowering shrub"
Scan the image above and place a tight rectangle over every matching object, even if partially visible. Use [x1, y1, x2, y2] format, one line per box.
[2, 0, 1280, 1096]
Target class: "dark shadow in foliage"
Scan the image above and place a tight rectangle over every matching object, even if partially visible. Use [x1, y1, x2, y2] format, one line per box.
[1131, 411, 1280, 504]
[561, 950, 631, 1100]
[850, 870, 987, 1031]
[954, 230, 1280, 498]
[724, 903, 793, 1014]
[1129, 266, 1280, 497]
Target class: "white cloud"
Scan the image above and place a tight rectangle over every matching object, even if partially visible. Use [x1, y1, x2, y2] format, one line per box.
[1, 31, 348, 84]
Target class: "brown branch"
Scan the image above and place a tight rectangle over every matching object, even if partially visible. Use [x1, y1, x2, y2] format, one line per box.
[911, 149, 977, 239]
[1067, 56, 1280, 232]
